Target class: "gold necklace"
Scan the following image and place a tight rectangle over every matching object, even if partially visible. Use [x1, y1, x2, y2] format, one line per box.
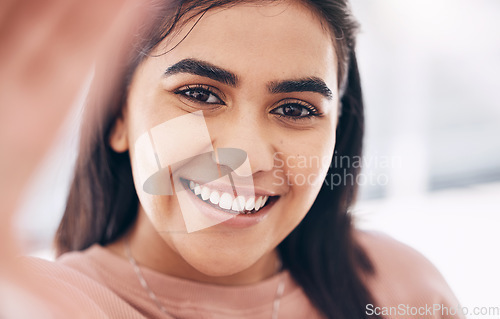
[125, 240, 285, 318]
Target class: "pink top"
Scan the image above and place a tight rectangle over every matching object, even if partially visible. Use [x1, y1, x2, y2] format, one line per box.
[18, 231, 463, 318]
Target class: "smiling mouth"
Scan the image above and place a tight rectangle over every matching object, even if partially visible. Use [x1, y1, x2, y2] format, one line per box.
[180, 178, 278, 215]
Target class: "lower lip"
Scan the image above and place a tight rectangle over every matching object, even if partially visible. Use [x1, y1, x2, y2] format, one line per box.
[180, 179, 277, 229]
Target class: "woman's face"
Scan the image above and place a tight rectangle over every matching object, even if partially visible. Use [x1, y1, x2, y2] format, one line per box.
[113, 1, 339, 280]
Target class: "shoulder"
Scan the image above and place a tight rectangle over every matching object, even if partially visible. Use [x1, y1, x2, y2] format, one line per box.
[17, 247, 146, 319]
[16, 255, 113, 318]
[19, 246, 104, 286]
[354, 229, 442, 284]
[353, 230, 463, 316]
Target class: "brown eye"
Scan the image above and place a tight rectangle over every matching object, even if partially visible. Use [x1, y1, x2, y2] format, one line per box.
[283, 104, 309, 117]
[176, 86, 223, 104]
[271, 103, 315, 118]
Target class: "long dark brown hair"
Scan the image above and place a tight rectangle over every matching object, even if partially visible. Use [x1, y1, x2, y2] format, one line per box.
[56, 1, 380, 318]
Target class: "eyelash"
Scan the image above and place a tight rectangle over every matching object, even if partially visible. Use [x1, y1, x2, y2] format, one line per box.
[174, 84, 225, 105]
[174, 85, 322, 120]
[270, 99, 323, 121]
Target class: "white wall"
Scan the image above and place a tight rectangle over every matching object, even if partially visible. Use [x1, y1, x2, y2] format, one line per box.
[351, 0, 500, 311]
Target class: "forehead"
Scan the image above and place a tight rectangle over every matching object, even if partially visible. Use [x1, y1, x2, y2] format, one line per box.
[154, 1, 338, 89]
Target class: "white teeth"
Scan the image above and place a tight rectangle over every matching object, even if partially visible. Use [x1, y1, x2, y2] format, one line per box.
[194, 184, 201, 195]
[262, 196, 269, 206]
[201, 186, 211, 200]
[255, 196, 263, 211]
[245, 197, 255, 211]
[187, 179, 271, 214]
[209, 191, 220, 205]
[231, 196, 246, 212]
[219, 192, 234, 210]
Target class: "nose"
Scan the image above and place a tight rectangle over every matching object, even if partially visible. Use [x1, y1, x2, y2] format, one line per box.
[210, 112, 276, 176]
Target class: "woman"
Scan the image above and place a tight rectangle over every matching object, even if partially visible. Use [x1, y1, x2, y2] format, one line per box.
[20, 0, 462, 318]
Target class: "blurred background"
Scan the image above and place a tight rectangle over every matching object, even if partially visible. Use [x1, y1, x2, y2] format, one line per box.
[14, 0, 500, 313]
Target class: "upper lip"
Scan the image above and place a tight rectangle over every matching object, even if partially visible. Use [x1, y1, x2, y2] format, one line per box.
[181, 177, 279, 198]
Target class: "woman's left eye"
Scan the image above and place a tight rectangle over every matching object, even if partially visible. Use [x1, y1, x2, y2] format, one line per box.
[175, 85, 224, 104]
[270, 102, 320, 119]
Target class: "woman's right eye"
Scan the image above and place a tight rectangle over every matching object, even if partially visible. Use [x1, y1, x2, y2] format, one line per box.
[175, 85, 224, 105]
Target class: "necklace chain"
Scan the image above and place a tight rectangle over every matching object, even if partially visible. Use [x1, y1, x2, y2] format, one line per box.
[124, 240, 285, 319]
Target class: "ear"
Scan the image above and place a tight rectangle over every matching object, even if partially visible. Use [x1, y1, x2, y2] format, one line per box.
[109, 115, 129, 153]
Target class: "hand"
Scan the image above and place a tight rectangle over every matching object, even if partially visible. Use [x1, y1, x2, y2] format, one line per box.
[0, 0, 148, 316]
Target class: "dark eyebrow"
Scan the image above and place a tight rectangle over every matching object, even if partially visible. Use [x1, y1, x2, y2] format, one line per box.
[164, 58, 238, 86]
[268, 77, 333, 100]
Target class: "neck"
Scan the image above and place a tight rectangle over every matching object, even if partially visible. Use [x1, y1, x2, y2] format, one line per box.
[106, 210, 282, 286]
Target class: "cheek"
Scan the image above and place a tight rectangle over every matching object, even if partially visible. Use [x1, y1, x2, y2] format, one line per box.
[276, 131, 336, 215]
[126, 101, 215, 233]
[143, 196, 184, 230]
[131, 165, 186, 233]
[129, 137, 188, 233]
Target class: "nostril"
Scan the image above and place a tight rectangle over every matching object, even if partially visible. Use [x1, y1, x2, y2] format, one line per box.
[231, 157, 253, 177]
[212, 147, 253, 177]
